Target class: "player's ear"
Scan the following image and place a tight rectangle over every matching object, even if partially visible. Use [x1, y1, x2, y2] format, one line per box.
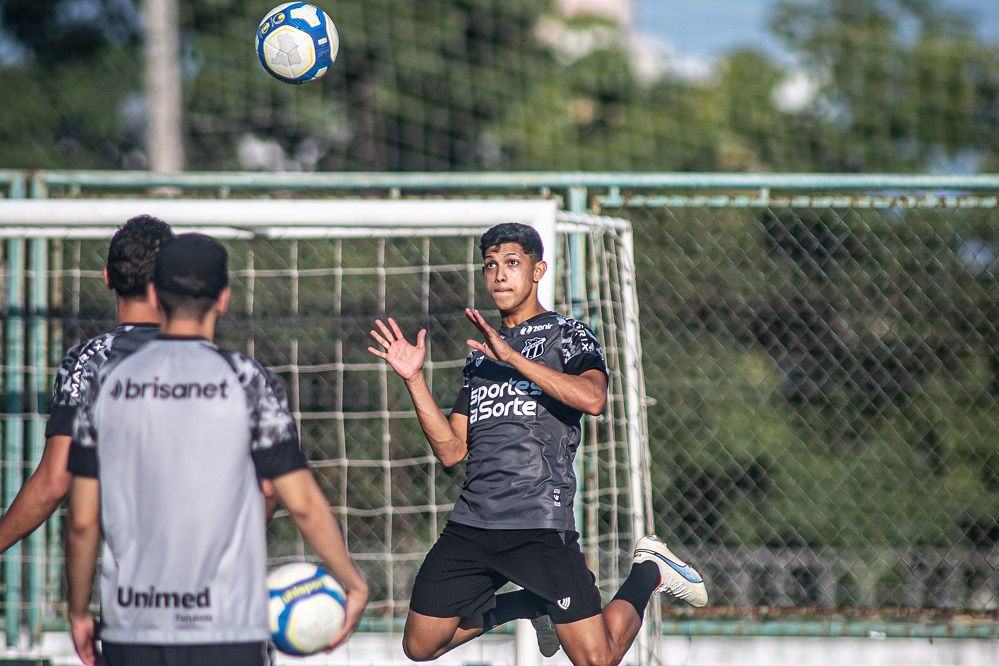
[103, 267, 113, 290]
[533, 260, 547, 283]
[216, 287, 232, 317]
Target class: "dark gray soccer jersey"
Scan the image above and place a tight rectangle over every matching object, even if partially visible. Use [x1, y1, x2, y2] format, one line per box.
[450, 311, 606, 530]
[46, 324, 160, 438]
[68, 337, 308, 645]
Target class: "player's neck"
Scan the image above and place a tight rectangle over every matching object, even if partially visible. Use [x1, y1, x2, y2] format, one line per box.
[159, 316, 217, 341]
[115, 295, 160, 326]
[499, 300, 547, 329]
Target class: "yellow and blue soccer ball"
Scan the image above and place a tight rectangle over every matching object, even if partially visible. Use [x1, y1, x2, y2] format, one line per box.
[256, 2, 339, 84]
[267, 562, 347, 655]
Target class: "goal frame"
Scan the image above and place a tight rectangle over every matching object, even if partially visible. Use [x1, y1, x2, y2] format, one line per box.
[0, 196, 651, 663]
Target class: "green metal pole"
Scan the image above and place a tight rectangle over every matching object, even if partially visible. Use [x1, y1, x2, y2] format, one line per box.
[46, 240, 63, 632]
[7, 173, 25, 200]
[26, 238, 48, 643]
[4, 238, 25, 647]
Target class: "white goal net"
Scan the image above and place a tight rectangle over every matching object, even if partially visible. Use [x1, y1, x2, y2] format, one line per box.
[0, 197, 650, 658]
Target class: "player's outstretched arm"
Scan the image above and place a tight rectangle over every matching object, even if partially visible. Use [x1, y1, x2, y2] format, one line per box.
[368, 317, 468, 467]
[273, 469, 370, 651]
[66, 476, 101, 666]
[0, 435, 73, 553]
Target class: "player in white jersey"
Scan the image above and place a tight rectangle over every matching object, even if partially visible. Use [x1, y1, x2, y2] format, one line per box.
[369, 223, 707, 665]
[0, 215, 173, 554]
[66, 233, 369, 666]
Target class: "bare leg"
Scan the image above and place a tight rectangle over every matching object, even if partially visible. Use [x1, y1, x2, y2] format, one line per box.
[552, 599, 642, 666]
[402, 611, 490, 662]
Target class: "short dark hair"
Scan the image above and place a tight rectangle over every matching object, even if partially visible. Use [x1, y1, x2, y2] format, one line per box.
[479, 223, 543, 263]
[106, 215, 174, 297]
[152, 233, 229, 322]
[154, 289, 218, 322]
[153, 233, 228, 299]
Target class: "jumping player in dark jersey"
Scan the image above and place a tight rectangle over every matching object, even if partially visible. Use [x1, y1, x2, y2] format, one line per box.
[66, 233, 369, 666]
[369, 223, 708, 665]
[0, 215, 174, 554]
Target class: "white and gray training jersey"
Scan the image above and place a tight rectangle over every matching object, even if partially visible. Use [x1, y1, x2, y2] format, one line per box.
[46, 324, 160, 438]
[68, 337, 308, 645]
[449, 311, 607, 531]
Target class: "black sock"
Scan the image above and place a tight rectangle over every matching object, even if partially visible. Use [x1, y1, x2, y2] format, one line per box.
[612, 561, 660, 619]
[481, 590, 547, 631]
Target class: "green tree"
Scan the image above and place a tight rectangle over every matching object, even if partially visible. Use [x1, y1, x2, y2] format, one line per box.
[770, 0, 999, 171]
[0, 0, 144, 168]
[184, 0, 556, 170]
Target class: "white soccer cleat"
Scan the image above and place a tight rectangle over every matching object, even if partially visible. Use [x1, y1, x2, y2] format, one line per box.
[633, 535, 708, 608]
[531, 614, 561, 657]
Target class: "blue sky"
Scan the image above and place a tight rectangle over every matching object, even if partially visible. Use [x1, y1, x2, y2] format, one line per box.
[636, 0, 999, 61]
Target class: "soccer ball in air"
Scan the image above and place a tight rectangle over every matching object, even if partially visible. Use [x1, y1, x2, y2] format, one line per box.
[267, 562, 347, 655]
[256, 2, 339, 84]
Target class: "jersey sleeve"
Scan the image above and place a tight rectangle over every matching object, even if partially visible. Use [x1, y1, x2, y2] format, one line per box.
[562, 320, 607, 377]
[451, 387, 471, 416]
[238, 358, 309, 479]
[450, 355, 475, 416]
[45, 342, 90, 438]
[67, 365, 101, 478]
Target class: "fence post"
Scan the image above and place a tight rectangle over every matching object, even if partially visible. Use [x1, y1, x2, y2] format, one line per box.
[3, 238, 25, 647]
[26, 238, 48, 644]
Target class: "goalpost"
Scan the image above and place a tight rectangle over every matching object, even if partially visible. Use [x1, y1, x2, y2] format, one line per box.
[0, 197, 651, 663]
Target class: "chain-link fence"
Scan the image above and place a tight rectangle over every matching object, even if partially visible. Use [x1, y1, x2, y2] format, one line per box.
[2, 1, 998, 174]
[593, 182, 999, 633]
[1, 172, 999, 645]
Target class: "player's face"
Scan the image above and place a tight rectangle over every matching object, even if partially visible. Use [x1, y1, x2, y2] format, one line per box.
[481, 243, 542, 314]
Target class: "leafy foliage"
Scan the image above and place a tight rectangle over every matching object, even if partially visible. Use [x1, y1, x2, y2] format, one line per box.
[1, 0, 998, 170]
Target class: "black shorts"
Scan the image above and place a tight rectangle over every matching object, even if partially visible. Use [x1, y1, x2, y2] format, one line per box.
[102, 641, 272, 666]
[409, 521, 603, 624]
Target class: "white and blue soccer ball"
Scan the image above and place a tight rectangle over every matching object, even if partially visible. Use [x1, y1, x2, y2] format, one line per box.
[256, 2, 339, 84]
[267, 561, 347, 655]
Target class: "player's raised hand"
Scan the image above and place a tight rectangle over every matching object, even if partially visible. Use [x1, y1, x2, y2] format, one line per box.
[368, 318, 426, 381]
[465, 308, 515, 363]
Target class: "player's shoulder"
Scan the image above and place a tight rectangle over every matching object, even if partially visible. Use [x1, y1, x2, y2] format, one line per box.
[53, 327, 127, 395]
[549, 314, 603, 365]
[210, 346, 282, 388]
[551, 312, 600, 341]
[60, 329, 117, 369]
[201, 345, 252, 372]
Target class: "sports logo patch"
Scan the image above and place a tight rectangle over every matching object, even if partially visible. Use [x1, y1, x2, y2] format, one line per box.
[521, 337, 545, 360]
[557, 597, 571, 610]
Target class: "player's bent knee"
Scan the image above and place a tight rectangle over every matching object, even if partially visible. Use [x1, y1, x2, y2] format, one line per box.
[562, 642, 619, 666]
[402, 634, 442, 662]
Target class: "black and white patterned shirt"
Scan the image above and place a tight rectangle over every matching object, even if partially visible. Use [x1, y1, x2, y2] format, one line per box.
[69, 337, 307, 645]
[46, 324, 160, 438]
[450, 311, 607, 531]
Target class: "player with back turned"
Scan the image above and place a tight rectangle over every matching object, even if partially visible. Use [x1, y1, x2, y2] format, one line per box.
[0, 215, 174, 554]
[65, 233, 369, 666]
[369, 223, 707, 665]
